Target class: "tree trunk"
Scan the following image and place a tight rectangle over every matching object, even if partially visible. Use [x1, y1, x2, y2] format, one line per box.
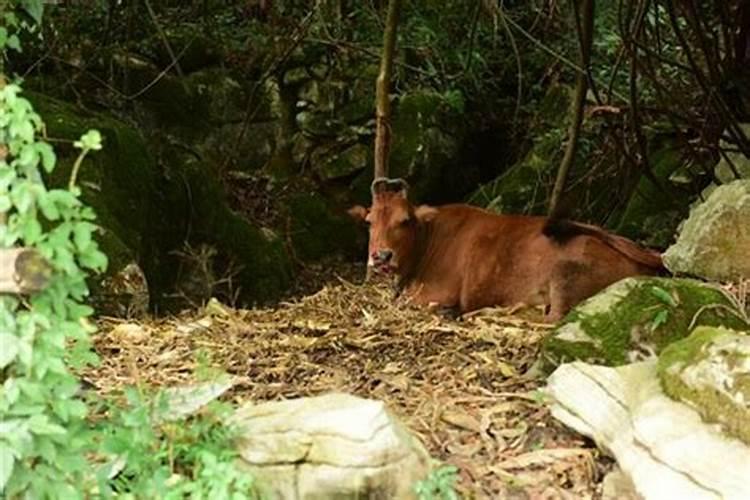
[549, 0, 595, 217]
[373, 0, 402, 179]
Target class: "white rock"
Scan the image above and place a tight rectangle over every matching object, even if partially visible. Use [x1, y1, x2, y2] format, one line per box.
[546, 361, 750, 500]
[228, 392, 432, 499]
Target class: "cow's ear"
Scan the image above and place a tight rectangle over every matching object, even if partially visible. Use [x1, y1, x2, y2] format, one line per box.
[414, 205, 438, 222]
[347, 205, 369, 222]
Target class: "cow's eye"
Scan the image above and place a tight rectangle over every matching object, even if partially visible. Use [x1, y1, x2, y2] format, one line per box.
[399, 217, 412, 226]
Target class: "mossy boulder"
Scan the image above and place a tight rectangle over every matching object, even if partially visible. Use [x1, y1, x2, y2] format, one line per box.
[286, 192, 365, 261]
[658, 325, 750, 445]
[174, 158, 293, 304]
[700, 123, 750, 201]
[26, 90, 161, 297]
[350, 90, 470, 204]
[311, 143, 369, 182]
[663, 179, 750, 281]
[614, 137, 692, 248]
[467, 85, 570, 214]
[468, 127, 563, 214]
[542, 277, 750, 370]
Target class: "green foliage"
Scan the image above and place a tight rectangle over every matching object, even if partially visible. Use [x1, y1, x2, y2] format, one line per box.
[414, 464, 460, 500]
[0, 77, 106, 497]
[91, 389, 259, 500]
[2, 6, 257, 497]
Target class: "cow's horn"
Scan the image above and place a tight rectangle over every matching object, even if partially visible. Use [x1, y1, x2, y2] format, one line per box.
[371, 177, 409, 196]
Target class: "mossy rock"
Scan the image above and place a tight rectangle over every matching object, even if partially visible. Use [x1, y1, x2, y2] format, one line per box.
[178, 159, 293, 304]
[700, 123, 750, 201]
[311, 143, 370, 182]
[541, 277, 750, 370]
[26, 90, 161, 292]
[614, 138, 691, 248]
[146, 31, 224, 74]
[467, 84, 571, 215]
[467, 126, 564, 214]
[658, 325, 750, 445]
[286, 192, 365, 261]
[351, 90, 470, 204]
[663, 179, 750, 282]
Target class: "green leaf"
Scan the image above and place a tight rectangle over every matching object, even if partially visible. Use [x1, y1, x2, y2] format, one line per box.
[4, 378, 21, 406]
[73, 222, 94, 251]
[0, 446, 15, 493]
[79, 249, 108, 273]
[27, 415, 67, 436]
[21, 0, 45, 25]
[6, 34, 21, 52]
[0, 194, 11, 212]
[650, 286, 678, 307]
[21, 217, 43, 244]
[650, 309, 669, 332]
[0, 333, 20, 368]
[38, 196, 60, 221]
[74, 130, 102, 151]
[36, 143, 56, 172]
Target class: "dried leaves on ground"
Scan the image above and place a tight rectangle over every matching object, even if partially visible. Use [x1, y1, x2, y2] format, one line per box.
[85, 276, 612, 499]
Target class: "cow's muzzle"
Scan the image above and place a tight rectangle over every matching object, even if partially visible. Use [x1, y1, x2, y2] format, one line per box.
[370, 249, 395, 273]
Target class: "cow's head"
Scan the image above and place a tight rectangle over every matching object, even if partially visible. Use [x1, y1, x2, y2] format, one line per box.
[348, 177, 437, 275]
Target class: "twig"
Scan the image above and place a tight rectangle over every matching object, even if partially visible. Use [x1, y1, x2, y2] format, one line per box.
[495, 3, 523, 123]
[143, 0, 185, 79]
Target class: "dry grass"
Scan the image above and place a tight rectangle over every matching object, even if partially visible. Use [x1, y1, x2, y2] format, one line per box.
[85, 275, 611, 499]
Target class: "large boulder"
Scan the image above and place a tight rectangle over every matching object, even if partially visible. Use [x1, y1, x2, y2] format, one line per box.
[26, 90, 163, 309]
[663, 179, 750, 281]
[546, 361, 750, 500]
[541, 277, 749, 369]
[286, 192, 365, 261]
[658, 325, 750, 445]
[467, 85, 571, 214]
[350, 90, 472, 205]
[613, 136, 692, 249]
[228, 393, 433, 499]
[700, 123, 750, 201]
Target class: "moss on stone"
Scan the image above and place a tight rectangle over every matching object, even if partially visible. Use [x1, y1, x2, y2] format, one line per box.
[356, 90, 466, 203]
[180, 159, 293, 303]
[26, 91, 161, 278]
[542, 277, 750, 370]
[614, 139, 691, 247]
[658, 326, 750, 445]
[287, 192, 364, 262]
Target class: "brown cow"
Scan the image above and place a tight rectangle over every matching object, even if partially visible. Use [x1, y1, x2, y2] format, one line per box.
[349, 178, 665, 323]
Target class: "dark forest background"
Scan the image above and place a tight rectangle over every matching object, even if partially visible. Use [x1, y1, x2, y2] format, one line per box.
[5, 0, 749, 312]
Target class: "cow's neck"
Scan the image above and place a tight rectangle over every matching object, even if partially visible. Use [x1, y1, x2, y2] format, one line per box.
[395, 218, 435, 293]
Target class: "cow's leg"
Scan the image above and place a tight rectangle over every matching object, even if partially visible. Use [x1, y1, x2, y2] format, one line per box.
[546, 260, 589, 323]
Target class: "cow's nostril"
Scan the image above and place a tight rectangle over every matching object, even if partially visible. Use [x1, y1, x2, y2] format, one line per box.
[378, 250, 393, 262]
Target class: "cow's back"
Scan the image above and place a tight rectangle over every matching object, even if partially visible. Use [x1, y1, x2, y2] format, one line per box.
[409, 206, 556, 311]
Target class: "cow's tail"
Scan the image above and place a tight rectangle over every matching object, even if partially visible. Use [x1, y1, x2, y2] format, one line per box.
[542, 218, 666, 272]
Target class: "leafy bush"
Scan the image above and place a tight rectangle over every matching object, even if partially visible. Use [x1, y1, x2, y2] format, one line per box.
[0, 73, 108, 498]
[0, 75, 258, 500]
[414, 464, 460, 500]
[2, 3, 257, 498]
[91, 388, 258, 500]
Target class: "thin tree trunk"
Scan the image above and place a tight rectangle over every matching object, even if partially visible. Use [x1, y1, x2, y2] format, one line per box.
[374, 0, 402, 179]
[549, 0, 595, 217]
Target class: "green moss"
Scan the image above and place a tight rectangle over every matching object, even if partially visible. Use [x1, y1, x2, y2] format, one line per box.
[542, 277, 750, 369]
[180, 159, 293, 303]
[468, 128, 563, 214]
[287, 193, 364, 261]
[614, 139, 691, 246]
[26, 91, 163, 284]
[658, 326, 750, 445]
